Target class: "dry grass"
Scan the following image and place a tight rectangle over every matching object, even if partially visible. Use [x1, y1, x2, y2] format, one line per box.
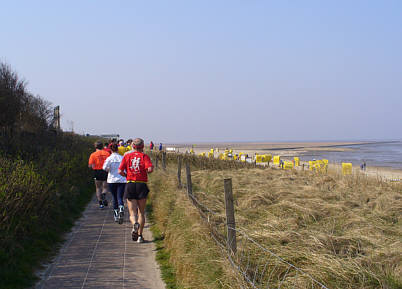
[148, 168, 240, 289]
[189, 167, 402, 288]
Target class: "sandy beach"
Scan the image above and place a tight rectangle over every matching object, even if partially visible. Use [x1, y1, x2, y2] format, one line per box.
[168, 141, 374, 157]
[165, 141, 402, 181]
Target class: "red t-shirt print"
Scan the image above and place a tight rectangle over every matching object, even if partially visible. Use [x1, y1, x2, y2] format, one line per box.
[119, 151, 153, 182]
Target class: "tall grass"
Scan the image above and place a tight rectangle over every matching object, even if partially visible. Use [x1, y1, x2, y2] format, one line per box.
[148, 167, 240, 289]
[190, 167, 402, 288]
[148, 154, 401, 289]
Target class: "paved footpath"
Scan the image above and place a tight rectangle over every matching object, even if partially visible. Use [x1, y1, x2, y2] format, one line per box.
[35, 195, 165, 289]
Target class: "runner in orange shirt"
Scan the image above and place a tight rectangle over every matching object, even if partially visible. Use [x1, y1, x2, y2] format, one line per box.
[88, 141, 111, 209]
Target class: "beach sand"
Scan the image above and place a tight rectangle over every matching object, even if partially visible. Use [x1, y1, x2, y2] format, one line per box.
[165, 141, 402, 181]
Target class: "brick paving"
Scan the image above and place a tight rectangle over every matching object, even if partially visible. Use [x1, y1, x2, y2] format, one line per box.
[35, 195, 165, 289]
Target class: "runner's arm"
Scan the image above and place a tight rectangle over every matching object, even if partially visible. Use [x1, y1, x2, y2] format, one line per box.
[118, 169, 127, 177]
[118, 155, 127, 177]
[102, 157, 110, 172]
[88, 154, 95, 169]
[144, 154, 154, 173]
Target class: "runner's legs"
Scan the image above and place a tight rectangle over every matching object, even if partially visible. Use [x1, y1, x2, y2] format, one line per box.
[108, 183, 118, 209]
[102, 181, 109, 194]
[133, 201, 139, 223]
[95, 180, 103, 201]
[136, 198, 147, 236]
[117, 183, 125, 207]
[127, 199, 138, 226]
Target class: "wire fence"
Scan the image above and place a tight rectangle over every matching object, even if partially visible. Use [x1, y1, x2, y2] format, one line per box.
[172, 157, 330, 289]
[189, 192, 328, 288]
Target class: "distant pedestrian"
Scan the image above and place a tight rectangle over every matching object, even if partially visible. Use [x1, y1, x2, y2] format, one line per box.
[119, 138, 154, 243]
[150, 141, 154, 150]
[159, 143, 163, 151]
[89, 141, 110, 209]
[103, 143, 126, 223]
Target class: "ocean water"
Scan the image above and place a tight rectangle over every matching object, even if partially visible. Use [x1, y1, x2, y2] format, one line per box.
[300, 141, 402, 170]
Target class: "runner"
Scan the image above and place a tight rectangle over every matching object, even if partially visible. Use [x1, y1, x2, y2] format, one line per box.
[103, 143, 126, 223]
[118, 138, 153, 243]
[126, 139, 133, 151]
[103, 142, 112, 154]
[88, 141, 111, 209]
[118, 139, 128, 156]
[123, 139, 140, 226]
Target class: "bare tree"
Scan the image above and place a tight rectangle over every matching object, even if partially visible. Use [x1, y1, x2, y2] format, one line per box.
[0, 63, 26, 134]
[0, 62, 53, 135]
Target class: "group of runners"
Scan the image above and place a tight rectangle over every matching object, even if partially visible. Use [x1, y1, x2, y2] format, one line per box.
[88, 138, 154, 243]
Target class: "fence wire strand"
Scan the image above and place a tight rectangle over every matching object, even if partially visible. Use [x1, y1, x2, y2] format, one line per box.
[185, 187, 329, 289]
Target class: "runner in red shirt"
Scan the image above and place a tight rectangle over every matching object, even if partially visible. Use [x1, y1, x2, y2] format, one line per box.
[118, 138, 153, 242]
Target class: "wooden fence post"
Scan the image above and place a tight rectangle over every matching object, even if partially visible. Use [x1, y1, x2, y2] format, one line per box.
[155, 154, 158, 169]
[224, 178, 236, 254]
[186, 162, 193, 197]
[162, 151, 166, 170]
[177, 155, 182, 188]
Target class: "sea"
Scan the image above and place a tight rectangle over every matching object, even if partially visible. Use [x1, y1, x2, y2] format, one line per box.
[300, 141, 402, 170]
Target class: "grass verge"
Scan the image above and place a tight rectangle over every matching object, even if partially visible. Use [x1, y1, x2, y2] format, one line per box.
[147, 202, 178, 289]
[148, 168, 238, 289]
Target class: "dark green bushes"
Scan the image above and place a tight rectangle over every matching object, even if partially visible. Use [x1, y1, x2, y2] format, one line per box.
[0, 134, 94, 289]
[0, 63, 96, 288]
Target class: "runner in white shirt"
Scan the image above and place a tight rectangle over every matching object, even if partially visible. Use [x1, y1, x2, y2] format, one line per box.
[103, 143, 126, 224]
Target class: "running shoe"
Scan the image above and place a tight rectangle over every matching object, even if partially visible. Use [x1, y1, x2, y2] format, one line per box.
[118, 206, 124, 224]
[137, 235, 144, 243]
[134, 222, 140, 232]
[131, 223, 140, 241]
[113, 209, 119, 222]
[99, 204, 104, 209]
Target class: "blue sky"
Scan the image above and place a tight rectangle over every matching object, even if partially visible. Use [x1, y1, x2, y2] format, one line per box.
[1, 0, 401, 142]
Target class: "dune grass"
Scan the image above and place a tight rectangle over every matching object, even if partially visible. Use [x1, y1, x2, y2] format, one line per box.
[148, 168, 240, 289]
[148, 154, 401, 289]
[189, 167, 402, 289]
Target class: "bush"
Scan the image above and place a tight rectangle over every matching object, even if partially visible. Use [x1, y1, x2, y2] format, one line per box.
[0, 134, 95, 289]
[0, 62, 96, 288]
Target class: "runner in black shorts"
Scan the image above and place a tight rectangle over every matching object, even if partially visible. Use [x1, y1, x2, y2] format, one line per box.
[94, 169, 108, 181]
[88, 141, 111, 208]
[118, 138, 153, 243]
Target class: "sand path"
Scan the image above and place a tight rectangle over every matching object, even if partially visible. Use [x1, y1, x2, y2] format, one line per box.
[35, 195, 165, 289]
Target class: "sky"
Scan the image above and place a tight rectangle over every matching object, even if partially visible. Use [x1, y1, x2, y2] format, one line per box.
[1, 0, 401, 143]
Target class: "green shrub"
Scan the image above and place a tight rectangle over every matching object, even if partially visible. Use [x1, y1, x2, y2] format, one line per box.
[0, 134, 95, 289]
